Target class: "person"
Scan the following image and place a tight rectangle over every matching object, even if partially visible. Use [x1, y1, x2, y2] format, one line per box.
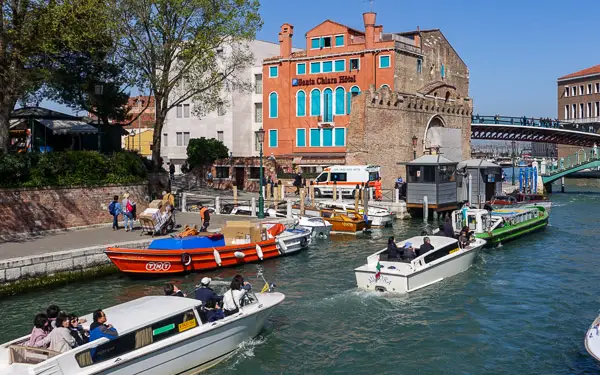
[169, 163, 175, 181]
[164, 283, 186, 297]
[121, 193, 134, 232]
[46, 305, 60, 329]
[233, 274, 252, 291]
[194, 277, 223, 308]
[267, 175, 274, 197]
[443, 216, 454, 238]
[387, 237, 400, 260]
[206, 170, 213, 187]
[222, 276, 251, 316]
[374, 177, 383, 201]
[39, 313, 77, 353]
[293, 172, 302, 195]
[162, 190, 175, 211]
[458, 228, 469, 248]
[416, 237, 434, 257]
[68, 314, 89, 346]
[108, 195, 122, 231]
[28, 313, 50, 347]
[199, 205, 210, 232]
[89, 309, 118, 342]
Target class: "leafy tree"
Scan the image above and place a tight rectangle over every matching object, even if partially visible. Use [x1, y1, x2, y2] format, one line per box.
[113, 0, 262, 168]
[186, 137, 229, 172]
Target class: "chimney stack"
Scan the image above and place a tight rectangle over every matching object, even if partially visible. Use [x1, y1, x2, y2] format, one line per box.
[278, 23, 294, 58]
[363, 12, 376, 49]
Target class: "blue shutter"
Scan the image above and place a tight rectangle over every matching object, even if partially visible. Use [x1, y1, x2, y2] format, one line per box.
[269, 130, 278, 148]
[310, 89, 321, 116]
[323, 89, 333, 122]
[347, 86, 360, 115]
[334, 128, 345, 146]
[269, 92, 278, 118]
[311, 38, 320, 49]
[322, 128, 333, 147]
[335, 87, 345, 115]
[322, 61, 332, 73]
[296, 91, 306, 117]
[310, 129, 321, 147]
[310, 62, 320, 74]
[334, 60, 345, 72]
[269, 66, 278, 77]
[296, 129, 306, 147]
[335, 35, 344, 46]
[379, 56, 390, 68]
[297, 63, 306, 75]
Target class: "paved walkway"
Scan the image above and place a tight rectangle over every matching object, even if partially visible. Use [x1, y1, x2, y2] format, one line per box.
[0, 213, 264, 261]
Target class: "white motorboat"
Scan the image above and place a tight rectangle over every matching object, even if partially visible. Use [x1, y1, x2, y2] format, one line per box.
[354, 235, 486, 293]
[0, 290, 284, 374]
[267, 224, 312, 253]
[585, 314, 600, 361]
[316, 200, 394, 228]
[294, 216, 332, 239]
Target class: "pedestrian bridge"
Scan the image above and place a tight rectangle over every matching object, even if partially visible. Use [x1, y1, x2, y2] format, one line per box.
[540, 146, 600, 185]
[471, 115, 600, 146]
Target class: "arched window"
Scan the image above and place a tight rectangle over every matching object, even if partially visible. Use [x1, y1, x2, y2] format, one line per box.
[310, 89, 321, 116]
[323, 88, 333, 122]
[269, 92, 278, 118]
[296, 90, 306, 117]
[381, 84, 390, 90]
[334, 87, 345, 115]
[346, 86, 360, 115]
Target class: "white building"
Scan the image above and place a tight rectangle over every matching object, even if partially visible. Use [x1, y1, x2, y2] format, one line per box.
[162, 40, 297, 174]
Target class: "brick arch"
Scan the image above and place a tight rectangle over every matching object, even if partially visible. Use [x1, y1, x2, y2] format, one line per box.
[422, 114, 446, 153]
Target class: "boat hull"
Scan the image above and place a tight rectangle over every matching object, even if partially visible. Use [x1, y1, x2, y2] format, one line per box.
[585, 314, 600, 362]
[326, 219, 367, 233]
[475, 214, 548, 247]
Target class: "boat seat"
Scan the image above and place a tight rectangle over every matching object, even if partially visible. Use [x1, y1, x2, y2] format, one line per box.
[8, 345, 60, 365]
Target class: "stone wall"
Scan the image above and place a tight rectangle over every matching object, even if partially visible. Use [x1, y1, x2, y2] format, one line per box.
[0, 184, 149, 236]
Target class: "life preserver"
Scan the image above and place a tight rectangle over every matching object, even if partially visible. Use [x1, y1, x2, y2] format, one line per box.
[181, 253, 192, 267]
[300, 237, 308, 248]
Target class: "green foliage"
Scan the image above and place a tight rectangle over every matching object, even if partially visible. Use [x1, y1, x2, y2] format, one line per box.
[0, 151, 148, 188]
[186, 138, 229, 169]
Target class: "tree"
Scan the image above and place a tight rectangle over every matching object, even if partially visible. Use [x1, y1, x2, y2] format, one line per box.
[114, 0, 261, 169]
[0, 0, 115, 152]
[186, 137, 229, 172]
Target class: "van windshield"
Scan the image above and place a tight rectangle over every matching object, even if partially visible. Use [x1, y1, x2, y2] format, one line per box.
[368, 172, 379, 181]
[315, 172, 329, 182]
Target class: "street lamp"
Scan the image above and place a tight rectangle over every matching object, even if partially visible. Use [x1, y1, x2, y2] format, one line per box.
[256, 127, 266, 219]
[94, 84, 104, 152]
[511, 140, 516, 186]
[411, 135, 418, 160]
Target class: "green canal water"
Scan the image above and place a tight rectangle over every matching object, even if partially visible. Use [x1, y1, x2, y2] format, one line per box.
[2, 179, 600, 374]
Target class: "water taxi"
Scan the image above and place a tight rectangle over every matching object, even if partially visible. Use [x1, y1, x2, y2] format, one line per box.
[451, 206, 549, 247]
[0, 289, 284, 374]
[585, 314, 600, 361]
[315, 200, 394, 228]
[295, 216, 332, 239]
[320, 209, 368, 234]
[354, 235, 486, 293]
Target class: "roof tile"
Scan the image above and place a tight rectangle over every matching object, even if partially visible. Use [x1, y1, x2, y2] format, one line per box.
[558, 64, 600, 80]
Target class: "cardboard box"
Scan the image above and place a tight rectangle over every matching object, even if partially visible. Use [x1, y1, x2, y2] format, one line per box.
[149, 200, 164, 210]
[221, 221, 262, 245]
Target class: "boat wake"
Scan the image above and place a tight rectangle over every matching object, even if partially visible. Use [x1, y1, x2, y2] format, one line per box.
[222, 335, 268, 370]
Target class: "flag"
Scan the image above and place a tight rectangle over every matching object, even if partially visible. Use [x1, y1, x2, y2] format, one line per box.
[260, 281, 270, 293]
[375, 261, 382, 281]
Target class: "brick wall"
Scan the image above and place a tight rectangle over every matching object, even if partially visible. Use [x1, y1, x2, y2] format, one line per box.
[0, 184, 149, 235]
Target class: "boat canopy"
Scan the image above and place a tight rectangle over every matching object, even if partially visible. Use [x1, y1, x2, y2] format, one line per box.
[148, 234, 225, 250]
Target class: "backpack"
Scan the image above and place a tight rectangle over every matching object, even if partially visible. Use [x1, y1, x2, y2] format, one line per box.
[108, 201, 116, 215]
[126, 201, 133, 213]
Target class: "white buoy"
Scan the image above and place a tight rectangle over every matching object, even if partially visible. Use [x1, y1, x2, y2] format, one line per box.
[234, 251, 245, 259]
[213, 249, 222, 266]
[255, 244, 264, 260]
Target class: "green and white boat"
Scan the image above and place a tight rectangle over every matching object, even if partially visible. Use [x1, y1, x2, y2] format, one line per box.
[451, 206, 549, 247]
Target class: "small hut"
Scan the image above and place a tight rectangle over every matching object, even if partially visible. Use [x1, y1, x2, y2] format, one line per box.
[456, 159, 503, 207]
[405, 155, 458, 216]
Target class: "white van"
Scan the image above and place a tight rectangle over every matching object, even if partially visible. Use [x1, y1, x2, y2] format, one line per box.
[312, 165, 380, 198]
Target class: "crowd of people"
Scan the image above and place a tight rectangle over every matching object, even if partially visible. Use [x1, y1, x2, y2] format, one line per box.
[108, 190, 176, 231]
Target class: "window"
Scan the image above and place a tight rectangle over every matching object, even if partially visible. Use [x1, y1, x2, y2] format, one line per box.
[249, 167, 260, 179]
[323, 88, 333, 122]
[417, 58, 422, 74]
[296, 90, 306, 117]
[334, 60, 345, 72]
[334, 87, 345, 115]
[254, 132, 260, 152]
[310, 62, 321, 74]
[269, 92, 278, 118]
[310, 89, 321, 116]
[183, 104, 190, 118]
[216, 166, 229, 178]
[565, 105, 569, 119]
[217, 102, 225, 116]
[176, 104, 182, 118]
[564, 86, 569, 97]
[572, 104, 577, 118]
[269, 66, 278, 78]
[381, 84, 390, 90]
[163, 133, 168, 147]
[335, 35, 344, 46]
[254, 103, 262, 122]
[580, 85, 584, 95]
[321, 128, 332, 147]
[310, 38, 320, 49]
[297, 63, 306, 75]
[379, 55, 391, 68]
[596, 83, 600, 93]
[349, 58, 360, 71]
[580, 103, 584, 118]
[217, 131, 223, 142]
[423, 166, 436, 182]
[321, 36, 331, 48]
[254, 74, 262, 94]
[596, 102, 600, 117]
[296, 128, 306, 147]
[407, 166, 420, 183]
[588, 102, 592, 118]
[331, 172, 347, 182]
[269, 129, 278, 148]
[438, 165, 456, 182]
[322, 61, 333, 73]
[334, 128, 346, 146]
[176, 132, 183, 146]
[316, 172, 328, 182]
[310, 128, 320, 147]
[347, 86, 360, 115]
[588, 84, 593, 95]
[183, 132, 190, 146]
[572, 87, 576, 96]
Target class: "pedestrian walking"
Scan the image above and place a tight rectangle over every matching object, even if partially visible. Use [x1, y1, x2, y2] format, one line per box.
[121, 193, 134, 232]
[169, 163, 175, 181]
[293, 172, 302, 195]
[108, 195, 122, 231]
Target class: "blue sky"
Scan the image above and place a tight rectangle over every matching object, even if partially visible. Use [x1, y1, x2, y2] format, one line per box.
[45, 0, 600, 118]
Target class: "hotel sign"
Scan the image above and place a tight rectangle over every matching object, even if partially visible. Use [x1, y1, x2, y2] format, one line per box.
[292, 75, 357, 87]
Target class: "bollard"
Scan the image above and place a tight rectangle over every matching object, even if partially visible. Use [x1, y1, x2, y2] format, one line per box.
[182, 192, 188, 213]
[394, 188, 399, 204]
[363, 187, 370, 222]
[561, 177, 565, 193]
[354, 185, 360, 211]
[251, 197, 257, 217]
[300, 188, 306, 215]
[286, 199, 292, 219]
[309, 182, 315, 206]
[273, 184, 279, 203]
[423, 196, 429, 222]
[215, 196, 221, 215]
[233, 186, 238, 204]
[332, 181, 337, 201]
[280, 183, 285, 200]
[359, 183, 364, 205]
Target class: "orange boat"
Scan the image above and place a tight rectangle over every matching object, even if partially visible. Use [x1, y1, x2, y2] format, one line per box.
[105, 222, 311, 275]
[320, 209, 368, 234]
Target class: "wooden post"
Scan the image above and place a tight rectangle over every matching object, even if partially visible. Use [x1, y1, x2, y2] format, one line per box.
[300, 188, 306, 215]
[309, 182, 315, 207]
[266, 184, 272, 207]
[358, 183, 364, 205]
[354, 184, 360, 210]
[233, 186, 238, 204]
[273, 183, 279, 204]
[280, 182, 285, 200]
[332, 181, 337, 201]
[363, 187, 369, 222]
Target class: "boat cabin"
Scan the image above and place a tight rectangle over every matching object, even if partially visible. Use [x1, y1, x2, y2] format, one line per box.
[456, 159, 503, 207]
[452, 207, 543, 235]
[491, 208, 543, 225]
[405, 155, 459, 215]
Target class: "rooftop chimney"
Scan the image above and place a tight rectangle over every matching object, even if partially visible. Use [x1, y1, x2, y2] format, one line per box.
[363, 12, 376, 49]
[278, 23, 294, 58]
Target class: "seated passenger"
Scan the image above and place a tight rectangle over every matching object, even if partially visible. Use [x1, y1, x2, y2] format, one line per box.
[28, 313, 50, 348]
[164, 283, 186, 297]
[416, 237, 434, 256]
[458, 229, 469, 248]
[89, 309, 118, 342]
[387, 237, 400, 260]
[222, 279, 248, 317]
[443, 217, 455, 238]
[194, 277, 223, 308]
[68, 314, 89, 346]
[39, 313, 77, 353]
[46, 305, 60, 330]
[233, 274, 252, 291]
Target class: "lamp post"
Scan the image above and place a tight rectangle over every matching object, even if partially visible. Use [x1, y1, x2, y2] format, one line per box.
[411, 135, 418, 160]
[511, 140, 516, 186]
[256, 127, 266, 219]
[94, 84, 104, 152]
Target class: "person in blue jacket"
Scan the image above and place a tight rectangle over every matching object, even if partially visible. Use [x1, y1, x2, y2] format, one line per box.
[194, 278, 223, 308]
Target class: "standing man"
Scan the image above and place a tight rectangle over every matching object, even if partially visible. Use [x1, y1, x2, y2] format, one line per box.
[169, 163, 175, 181]
[293, 171, 302, 195]
[199, 205, 210, 232]
[108, 195, 122, 231]
[374, 177, 383, 201]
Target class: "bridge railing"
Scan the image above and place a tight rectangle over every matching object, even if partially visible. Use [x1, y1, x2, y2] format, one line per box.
[472, 115, 599, 134]
[542, 146, 600, 176]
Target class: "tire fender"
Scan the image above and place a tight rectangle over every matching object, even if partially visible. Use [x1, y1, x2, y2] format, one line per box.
[181, 253, 192, 267]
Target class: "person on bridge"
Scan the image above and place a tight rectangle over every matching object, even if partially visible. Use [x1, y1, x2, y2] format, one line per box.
[199, 205, 210, 232]
[374, 177, 383, 201]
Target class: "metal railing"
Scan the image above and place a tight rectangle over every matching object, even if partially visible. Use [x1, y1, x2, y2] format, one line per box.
[471, 115, 599, 134]
[542, 146, 600, 176]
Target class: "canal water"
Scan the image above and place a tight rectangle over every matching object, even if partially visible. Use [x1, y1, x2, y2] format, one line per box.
[2, 178, 600, 374]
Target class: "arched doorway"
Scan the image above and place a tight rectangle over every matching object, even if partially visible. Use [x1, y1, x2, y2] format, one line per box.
[423, 115, 445, 153]
[422, 115, 463, 161]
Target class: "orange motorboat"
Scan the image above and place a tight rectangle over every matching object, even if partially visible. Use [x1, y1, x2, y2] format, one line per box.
[105, 222, 311, 275]
[320, 209, 368, 234]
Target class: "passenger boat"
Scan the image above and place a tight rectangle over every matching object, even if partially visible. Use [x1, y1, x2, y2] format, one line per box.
[315, 200, 394, 228]
[585, 313, 600, 361]
[489, 193, 552, 210]
[354, 235, 486, 293]
[320, 209, 368, 234]
[295, 216, 332, 239]
[0, 289, 284, 374]
[451, 206, 549, 247]
[105, 222, 311, 275]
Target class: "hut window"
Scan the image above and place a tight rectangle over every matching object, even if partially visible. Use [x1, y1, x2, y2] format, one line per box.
[423, 166, 436, 183]
[407, 166, 420, 183]
[438, 165, 456, 182]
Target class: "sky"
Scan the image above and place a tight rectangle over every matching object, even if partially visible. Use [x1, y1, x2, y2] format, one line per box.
[44, 0, 600, 119]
